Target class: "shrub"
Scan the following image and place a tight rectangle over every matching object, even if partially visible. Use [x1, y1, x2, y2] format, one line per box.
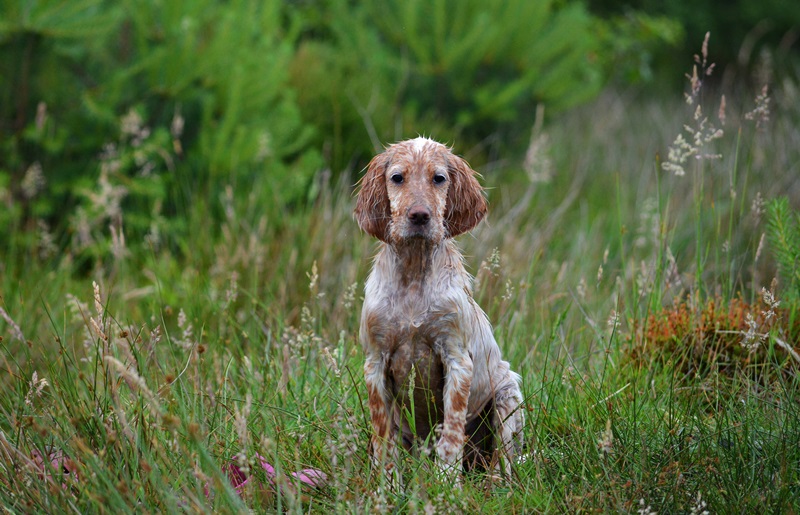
[766, 197, 800, 302]
[291, 0, 609, 171]
[0, 0, 321, 262]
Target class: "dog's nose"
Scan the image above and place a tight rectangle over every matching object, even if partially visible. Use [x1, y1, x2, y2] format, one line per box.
[408, 207, 431, 226]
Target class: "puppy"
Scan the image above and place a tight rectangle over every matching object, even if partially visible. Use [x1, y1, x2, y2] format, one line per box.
[355, 137, 524, 480]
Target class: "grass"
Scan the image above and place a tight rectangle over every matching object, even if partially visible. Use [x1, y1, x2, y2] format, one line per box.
[1, 64, 800, 512]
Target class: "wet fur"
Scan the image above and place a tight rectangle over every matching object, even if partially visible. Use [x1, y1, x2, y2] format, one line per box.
[355, 137, 524, 478]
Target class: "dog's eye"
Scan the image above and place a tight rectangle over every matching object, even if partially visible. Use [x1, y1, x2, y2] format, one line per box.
[390, 173, 404, 184]
[433, 173, 447, 184]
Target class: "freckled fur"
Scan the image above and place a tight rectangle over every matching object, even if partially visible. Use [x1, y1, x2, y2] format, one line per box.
[355, 138, 524, 478]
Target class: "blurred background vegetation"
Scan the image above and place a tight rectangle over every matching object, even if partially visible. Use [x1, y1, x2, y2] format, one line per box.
[0, 0, 797, 270]
[2, 2, 800, 511]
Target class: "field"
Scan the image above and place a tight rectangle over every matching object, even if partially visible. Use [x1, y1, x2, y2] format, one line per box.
[2, 40, 800, 513]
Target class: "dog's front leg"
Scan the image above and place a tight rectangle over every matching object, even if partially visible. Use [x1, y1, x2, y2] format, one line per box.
[364, 351, 400, 487]
[494, 382, 525, 476]
[436, 346, 473, 477]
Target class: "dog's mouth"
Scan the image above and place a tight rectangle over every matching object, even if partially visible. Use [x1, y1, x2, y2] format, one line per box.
[402, 223, 441, 242]
[387, 218, 446, 245]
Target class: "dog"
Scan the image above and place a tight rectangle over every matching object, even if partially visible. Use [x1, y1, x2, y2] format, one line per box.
[354, 137, 524, 481]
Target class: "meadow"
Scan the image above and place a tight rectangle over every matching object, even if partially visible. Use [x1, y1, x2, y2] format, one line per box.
[2, 18, 800, 513]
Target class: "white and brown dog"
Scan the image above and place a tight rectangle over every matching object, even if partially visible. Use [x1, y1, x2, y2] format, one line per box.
[355, 137, 524, 480]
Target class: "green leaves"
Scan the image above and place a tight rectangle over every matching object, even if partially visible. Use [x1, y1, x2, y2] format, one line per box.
[0, 0, 114, 39]
[364, 0, 606, 128]
[766, 197, 800, 301]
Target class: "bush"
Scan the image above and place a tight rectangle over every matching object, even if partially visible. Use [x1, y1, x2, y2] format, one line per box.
[290, 0, 609, 171]
[767, 197, 800, 302]
[1, 0, 682, 265]
[0, 0, 321, 262]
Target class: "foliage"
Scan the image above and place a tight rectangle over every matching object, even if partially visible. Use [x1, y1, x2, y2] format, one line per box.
[2, 66, 800, 509]
[595, 11, 684, 84]
[291, 0, 611, 170]
[0, 0, 687, 266]
[1, 3, 799, 513]
[629, 295, 799, 380]
[589, 0, 800, 86]
[766, 197, 800, 302]
[0, 0, 320, 260]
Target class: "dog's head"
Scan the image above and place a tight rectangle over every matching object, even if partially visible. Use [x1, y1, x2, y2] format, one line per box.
[355, 137, 487, 244]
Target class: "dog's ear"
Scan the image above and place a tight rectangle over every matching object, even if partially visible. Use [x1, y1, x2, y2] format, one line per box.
[355, 151, 392, 242]
[444, 154, 487, 237]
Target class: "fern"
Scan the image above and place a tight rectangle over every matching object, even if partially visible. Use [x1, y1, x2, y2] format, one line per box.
[766, 197, 800, 301]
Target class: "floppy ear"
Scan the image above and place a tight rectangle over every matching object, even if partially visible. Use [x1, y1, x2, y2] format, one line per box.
[444, 154, 487, 237]
[354, 151, 392, 242]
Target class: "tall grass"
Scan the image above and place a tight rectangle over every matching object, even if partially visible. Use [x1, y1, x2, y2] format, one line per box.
[1, 44, 799, 512]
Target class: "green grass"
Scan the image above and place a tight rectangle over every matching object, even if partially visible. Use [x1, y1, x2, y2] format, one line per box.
[1, 81, 799, 513]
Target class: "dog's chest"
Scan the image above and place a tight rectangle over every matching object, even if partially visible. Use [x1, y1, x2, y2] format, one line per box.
[365, 280, 458, 350]
[364, 281, 458, 397]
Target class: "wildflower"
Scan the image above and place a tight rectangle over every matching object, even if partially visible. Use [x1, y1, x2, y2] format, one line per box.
[93, 281, 103, 317]
[24, 372, 48, 406]
[741, 312, 763, 353]
[502, 279, 515, 301]
[88, 168, 128, 221]
[307, 261, 320, 297]
[322, 346, 341, 377]
[637, 498, 657, 515]
[21, 162, 45, 199]
[176, 308, 194, 349]
[597, 419, 613, 455]
[70, 208, 94, 251]
[637, 260, 653, 297]
[170, 108, 185, 139]
[36, 220, 57, 260]
[596, 247, 609, 285]
[406, 364, 416, 405]
[121, 110, 143, 137]
[121, 109, 150, 147]
[664, 33, 724, 176]
[607, 310, 620, 331]
[475, 248, 501, 291]
[109, 222, 129, 260]
[342, 282, 358, 310]
[576, 278, 587, 299]
[684, 107, 723, 157]
[226, 271, 239, 307]
[751, 192, 765, 222]
[662, 134, 695, 176]
[685, 32, 714, 105]
[150, 325, 162, 347]
[663, 247, 681, 290]
[761, 287, 780, 322]
[300, 305, 315, 332]
[745, 85, 770, 129]
[483, 248, 501, 275]
[689, 491, 709, 515]
[635, 198, 659, 248]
